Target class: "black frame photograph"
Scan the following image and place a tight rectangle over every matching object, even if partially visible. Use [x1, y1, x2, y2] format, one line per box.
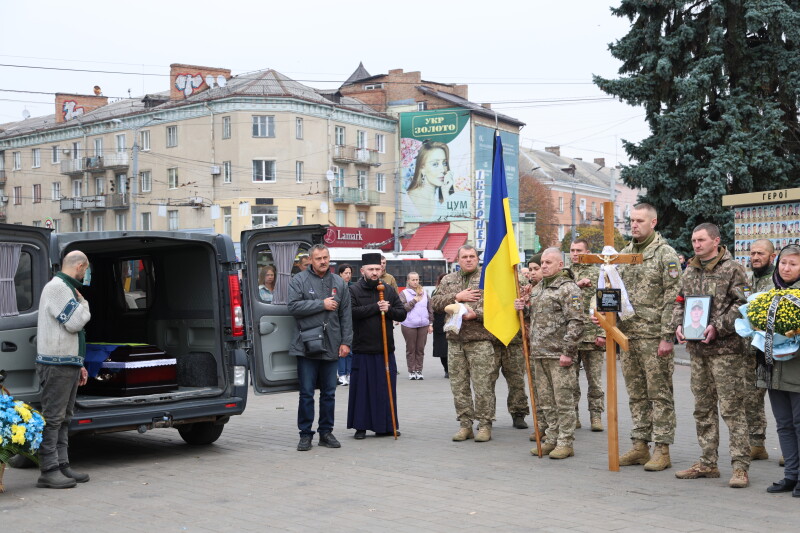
[683, 295, 712, 341]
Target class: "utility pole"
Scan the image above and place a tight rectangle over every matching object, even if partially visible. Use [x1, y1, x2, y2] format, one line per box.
[393, 171, 401, 253]
[130, 133, 140, 230]
[570, 187, 577, 242]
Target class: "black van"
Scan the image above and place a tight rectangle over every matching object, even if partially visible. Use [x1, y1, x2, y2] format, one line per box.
[0, 223, 325, 444]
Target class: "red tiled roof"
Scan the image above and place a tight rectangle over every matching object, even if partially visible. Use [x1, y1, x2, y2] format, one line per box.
[441, 233, 468, 262]
[402, 222, 449, 251]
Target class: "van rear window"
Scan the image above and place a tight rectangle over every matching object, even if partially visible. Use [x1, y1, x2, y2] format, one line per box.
[118, 259, 151, 310]
[254, 244, 310, 305]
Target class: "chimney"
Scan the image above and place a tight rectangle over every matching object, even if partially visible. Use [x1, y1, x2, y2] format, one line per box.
[481, 103, 492, 110]
[545, 146, 560, 157]
[170, 63, 232, 100]
[55, 93, 109, 124]
[594, 158, 606, 168]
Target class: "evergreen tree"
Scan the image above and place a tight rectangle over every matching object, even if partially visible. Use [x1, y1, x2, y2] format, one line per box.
[595, 1, 800, 250]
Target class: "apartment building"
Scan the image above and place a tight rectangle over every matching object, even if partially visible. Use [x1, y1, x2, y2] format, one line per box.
[0, 64, 397, 240]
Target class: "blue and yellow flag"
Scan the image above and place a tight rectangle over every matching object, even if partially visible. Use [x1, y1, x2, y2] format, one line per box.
[479, 134, 520, 345]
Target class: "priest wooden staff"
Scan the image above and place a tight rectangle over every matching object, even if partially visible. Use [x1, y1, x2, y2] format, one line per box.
[514, 275, 543, 456]
[376, 283, 398, 439]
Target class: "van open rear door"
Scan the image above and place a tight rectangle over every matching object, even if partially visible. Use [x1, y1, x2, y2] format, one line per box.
[0, 223, 53, 404]
[240, 224, 327, 394]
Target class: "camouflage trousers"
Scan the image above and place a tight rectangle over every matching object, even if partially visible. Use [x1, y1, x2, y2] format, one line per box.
[742, 349, 767, 447]
[495, 341, 530, 418]
[534, 357, 578, 447]
[690, 351, 751, 471]
[448, 340, 501, 429]
[620, 338, 676, 444]
[574, 347, 605, 416]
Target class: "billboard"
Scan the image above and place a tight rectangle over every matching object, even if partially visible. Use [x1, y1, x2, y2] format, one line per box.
[474, 126, 520, 250]
[400, 110, 472, 223]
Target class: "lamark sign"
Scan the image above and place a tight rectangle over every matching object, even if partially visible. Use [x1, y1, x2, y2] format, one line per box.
[323, 227, 393, 250]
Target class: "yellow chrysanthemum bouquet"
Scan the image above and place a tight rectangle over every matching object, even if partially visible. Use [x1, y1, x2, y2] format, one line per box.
[736, 289, 800, 361]
[1, 371, 45, 492]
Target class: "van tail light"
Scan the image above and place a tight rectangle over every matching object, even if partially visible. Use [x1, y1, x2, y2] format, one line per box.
[227, 274, 244, 337]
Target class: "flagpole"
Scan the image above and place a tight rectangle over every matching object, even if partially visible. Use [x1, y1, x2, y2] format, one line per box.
[515, 273, 542, 457]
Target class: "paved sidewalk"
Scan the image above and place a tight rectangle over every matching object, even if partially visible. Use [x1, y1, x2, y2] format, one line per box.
[1, 338, 795, 532]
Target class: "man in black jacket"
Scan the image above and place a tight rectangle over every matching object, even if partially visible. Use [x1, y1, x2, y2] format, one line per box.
[288, 244, 352, 452]
[347, 253, 407, 439]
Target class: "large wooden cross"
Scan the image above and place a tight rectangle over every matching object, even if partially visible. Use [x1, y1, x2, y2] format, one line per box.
[575, 201, 642, 472]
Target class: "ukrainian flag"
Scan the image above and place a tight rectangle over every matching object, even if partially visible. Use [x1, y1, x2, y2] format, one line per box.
[480, 134, 520, 346]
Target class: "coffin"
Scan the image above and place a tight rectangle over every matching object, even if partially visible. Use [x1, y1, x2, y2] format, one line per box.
[83, 344, 177, 396]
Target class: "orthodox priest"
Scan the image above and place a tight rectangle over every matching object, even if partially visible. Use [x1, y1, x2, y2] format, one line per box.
[347, 253, 407, 439]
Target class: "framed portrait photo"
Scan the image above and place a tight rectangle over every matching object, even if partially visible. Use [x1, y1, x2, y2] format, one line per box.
[683, 295, 712, 341]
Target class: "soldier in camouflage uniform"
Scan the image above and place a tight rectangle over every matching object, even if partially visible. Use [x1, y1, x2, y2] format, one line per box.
[570, 239, 605, 432]
[672, 223, 751, 489]
[431, 245, 501, 443]
[743, 239, 776, 460]
[497, 334, 530, 429]
[515, 248, 583, 459]
[615, 203, 681, 471]
[522, 254, 548, 441]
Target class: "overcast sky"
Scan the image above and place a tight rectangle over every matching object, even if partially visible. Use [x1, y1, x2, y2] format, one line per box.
[0, 0, 647, 165]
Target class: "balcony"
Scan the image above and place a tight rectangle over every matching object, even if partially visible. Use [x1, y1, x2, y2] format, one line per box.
[331, 186, 378, 206]
[332, 145, 381, 166]
[60, 153, 130, 175]
[60, 193, 129, 213]
[100, 152, 129, 170]
[60, 158, 85, 176]
[0, 169, 6, 186]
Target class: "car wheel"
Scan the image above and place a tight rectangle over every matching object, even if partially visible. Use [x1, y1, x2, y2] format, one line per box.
[177, 422, 225, 445]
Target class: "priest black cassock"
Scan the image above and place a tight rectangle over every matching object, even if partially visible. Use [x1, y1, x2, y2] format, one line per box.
[347, 253, 407, 439]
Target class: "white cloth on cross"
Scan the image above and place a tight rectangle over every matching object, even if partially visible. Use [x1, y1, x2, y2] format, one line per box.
[597, 246, 635, 320]
[443, 303, 469, 334]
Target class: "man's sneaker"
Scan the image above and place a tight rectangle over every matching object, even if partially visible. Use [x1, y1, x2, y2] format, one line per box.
[675, 462, 720, 479]
[318, 433, 341, 448]
[475, 426, 492, 442]
[549, 446, 574, 460]
[416, 371, 423, 380]
[344, 375, 350, 386]
[409, 373, 416, 380]
[452, 427, 474, 441]
[512, 416, 528, 429]
[36, 468, 77, 489]
[729, 468, 749, 488]
[297, 435, 313, 451]
[531, 442, 556, 456]
[338, 376, 346, 386]
[750, 445, 769, 460]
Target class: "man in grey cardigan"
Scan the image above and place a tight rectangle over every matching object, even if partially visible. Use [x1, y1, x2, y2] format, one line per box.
[288, 244, 352, 452]
[35, 250, 91, 489]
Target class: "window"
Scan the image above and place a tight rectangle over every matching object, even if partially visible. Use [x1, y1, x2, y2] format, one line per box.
[95, 177, 105, 195]
[94, 216, 104, 232]
[32, 220, 42, 227]
[223, 206, 232, 236]
[141, 212, 151, 231]
[558, 225, 565, 240]
[335, 126, 345, 146]
[168, 210, 178, 230]
[51, 182, 61, 200]
[94, 138, 103, 157]
[591, 202, 596, 218]
[358, 211, 367, 228]
[13, 186, 21, 205]
[357, 170, 367, 190]
[116, 174, 127, 194]
[32, 148, 40, 168]
[13, 152, 21, 170]
[295, 161, 304, 183]
[168, 168, 178, 189]
[140, 130, 151, 151]
[251, 205, 278, 228]
[116, 134, 126, 153]
[12, 251, 33, 313]
[417, 102, 428, 111]
[223, 161, 232, 184]
[357, 130, 367, 149]
[363, 83, 384, 90]
[295, 117, 303, 139]
[32, 184, 41, 203]
[0, 153, 4, 171]
[335, 209, 346, 227]
[558, 197, 564, 213]
[166, 125, 178, 147]
[72, 179, 82, 197]
[72, 142, 81, 159]
[376, 212, 385, 228]
[376, 134, 386, 154]
[297, 206, 305, 225]
[252, 160, 276, 182]
[119, 258, 151, 310]
[252, 115, 275, 138]
[140, 170, 152, 193]
[222, 116, 231, 139]
[335, 167, 345, 188]
[376, 172, 386, 193]
[116, 214, 127, 231]
[73, 217, 83, 232]
[52, 146, 60, 164]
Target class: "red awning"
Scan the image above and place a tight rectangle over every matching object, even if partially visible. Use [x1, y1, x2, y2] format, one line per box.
[441, 233, 468, 263]
[402, 222, 450, 251]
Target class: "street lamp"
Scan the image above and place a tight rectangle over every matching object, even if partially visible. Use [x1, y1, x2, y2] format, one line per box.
[128, 117, 163, 230]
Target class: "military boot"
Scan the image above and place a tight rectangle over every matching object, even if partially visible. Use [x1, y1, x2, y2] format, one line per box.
[643, 443, 671, 471]
[619, 439, 650, 466]
[452, 427, 474, 442]
[590, 413, 603, 432]
[575, 411, 582, 429]
[531, 442, 556, 456]
[512, 416, 528, 429]
[750, 445, 769, 461]
[549, 445, 574, 459]
[474, 426, 492, 442]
